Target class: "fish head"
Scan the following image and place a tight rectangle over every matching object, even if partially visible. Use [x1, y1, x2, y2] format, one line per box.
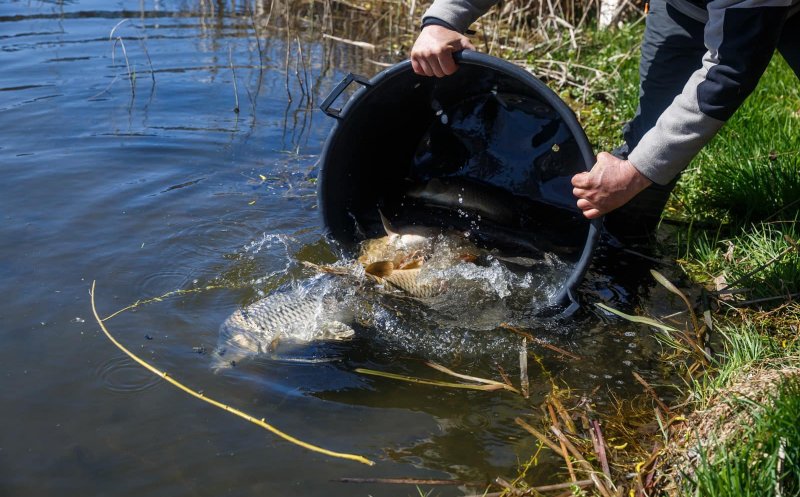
[358, 234, 431, 266]
[317, 321, 356, 341]
[211, 309, 264, 371]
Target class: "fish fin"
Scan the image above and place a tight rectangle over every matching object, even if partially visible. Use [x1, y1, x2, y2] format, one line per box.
[365, 260, 394, 277]
[458, 253, 479, 263]
[378, 209, 398, 237]
[493, 255, 539, 268]
[399, 258, 423, 270]
[301, 260, 350, 275]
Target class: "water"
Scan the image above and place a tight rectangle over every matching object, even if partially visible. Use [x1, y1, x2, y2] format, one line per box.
[0, 2, 690, 495]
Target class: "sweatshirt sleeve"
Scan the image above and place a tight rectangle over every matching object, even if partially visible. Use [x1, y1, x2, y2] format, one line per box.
[422, 0, 499, 33]
[627, 0, 793, 185]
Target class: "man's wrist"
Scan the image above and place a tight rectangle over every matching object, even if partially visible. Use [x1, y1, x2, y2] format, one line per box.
[421, 16, 459, 32]
[624, 159, 654, 191]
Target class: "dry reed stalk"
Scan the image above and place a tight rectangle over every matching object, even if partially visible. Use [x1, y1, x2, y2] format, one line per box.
[322, 33, 376, 50]
[108, 20, 136, 97]
[90, 281, 374, 466]
[424, 362, 522, 394]
[515, 417, 562, 452]
[228, 45, 240, 113]
[550, 394, 578, 434]
[550, 426, 614, 497]
[496, 364, 515, 388]
[292, 37, 307, 99]
[111, 37, 135, 97]
[500, 323, 582, 360]
[631, 371, 671, 416]
[590, 419, 612, 483]
[355, 367, 511, 391]
[336, 477, 466, 485]
[284, 27, 293, 103]
[548, 402, 577, 482]
[520, 338, 530, 399]
[295, 36, 312, 103]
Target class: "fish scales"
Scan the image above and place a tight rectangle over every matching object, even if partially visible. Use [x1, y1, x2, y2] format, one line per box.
[373, 268, 443, 298]
[214, 290, 354, 368]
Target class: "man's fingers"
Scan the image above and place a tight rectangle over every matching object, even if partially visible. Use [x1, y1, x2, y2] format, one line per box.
[427, 56, 446, 78]
[416, 58, 435, 77]
[582, 208, 602, 219]
[437, 50, 458, 75]
[462, 38, 477, 51]
[576, 198, 602, 219]
[571, 171, 592, 188]
[411, 57, 424, 75]
[572, 187, 590, 200]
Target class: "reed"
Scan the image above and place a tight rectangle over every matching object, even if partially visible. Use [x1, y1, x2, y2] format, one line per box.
[228, 45, 240, 113]
[90, 281, 374, 466]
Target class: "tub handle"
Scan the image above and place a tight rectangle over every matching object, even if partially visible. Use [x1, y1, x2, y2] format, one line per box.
[319, 73, 372, 119]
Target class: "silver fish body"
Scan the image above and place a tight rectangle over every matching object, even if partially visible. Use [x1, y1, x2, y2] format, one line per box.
[214, 290, 354, 369]
[405, 177, 516, 225]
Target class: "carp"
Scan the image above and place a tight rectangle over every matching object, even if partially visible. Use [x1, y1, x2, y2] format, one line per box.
[213, 290, 355, 370]
[404, 177, 517, 225]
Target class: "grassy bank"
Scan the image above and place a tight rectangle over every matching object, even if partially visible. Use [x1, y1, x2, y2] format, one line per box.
[501, 18, 800, 497]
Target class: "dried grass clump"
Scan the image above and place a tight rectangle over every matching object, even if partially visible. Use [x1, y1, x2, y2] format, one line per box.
[659, 366, 800, 495]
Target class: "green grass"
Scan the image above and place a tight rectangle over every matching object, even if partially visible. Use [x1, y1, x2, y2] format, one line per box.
[686, 378, 800, 497]
[688, 323, 789, 408]
[674, 55, 800, 225]
[681, 220, 800, 302]
[521, 21, 643, 152]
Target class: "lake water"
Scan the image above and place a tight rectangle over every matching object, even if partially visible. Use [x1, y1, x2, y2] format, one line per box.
[0, 2, 688, 495]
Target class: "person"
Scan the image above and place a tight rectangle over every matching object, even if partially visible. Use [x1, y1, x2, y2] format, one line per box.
[410, 0, 800, 239]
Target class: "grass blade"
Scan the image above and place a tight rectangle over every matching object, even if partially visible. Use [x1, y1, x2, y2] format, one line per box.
[595, 303, 678, 332]
[355, 368, 506, 391]
[425, 361, 520, 393]
[651, 269, 700, 333]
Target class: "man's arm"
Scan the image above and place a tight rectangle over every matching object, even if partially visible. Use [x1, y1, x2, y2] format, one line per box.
[628, 0, 793, 185]
[411, 0, 498, 76]
[574, 0, 794, 219]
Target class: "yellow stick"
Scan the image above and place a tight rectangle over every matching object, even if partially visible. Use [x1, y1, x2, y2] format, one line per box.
[90, 281, 375, 466]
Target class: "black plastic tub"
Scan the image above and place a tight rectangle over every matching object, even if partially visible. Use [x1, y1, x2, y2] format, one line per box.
[317, 50, 601, 312]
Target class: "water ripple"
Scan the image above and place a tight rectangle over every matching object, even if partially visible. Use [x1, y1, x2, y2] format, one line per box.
[95, 354, 162, 394]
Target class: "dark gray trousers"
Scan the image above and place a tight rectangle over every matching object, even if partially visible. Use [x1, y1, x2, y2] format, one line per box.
[605, 0, 800, 241]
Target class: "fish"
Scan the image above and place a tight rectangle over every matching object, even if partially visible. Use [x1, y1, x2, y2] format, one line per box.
[213, 290, 355, 370]
[214, 213, 496, 369]
[364, 262, 445, 298]
[404, 177, 517, 225]
[357, 211, 439, 266]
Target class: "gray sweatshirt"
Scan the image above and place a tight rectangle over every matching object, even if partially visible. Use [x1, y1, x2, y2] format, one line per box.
[422, 0, 800, 185]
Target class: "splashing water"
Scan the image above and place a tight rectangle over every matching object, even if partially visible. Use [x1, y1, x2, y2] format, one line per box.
[219, 231, 575, 365]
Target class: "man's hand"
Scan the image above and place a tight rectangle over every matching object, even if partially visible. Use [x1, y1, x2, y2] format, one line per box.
[411, 25, 476, 77]
[571, 152, 653, 219]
